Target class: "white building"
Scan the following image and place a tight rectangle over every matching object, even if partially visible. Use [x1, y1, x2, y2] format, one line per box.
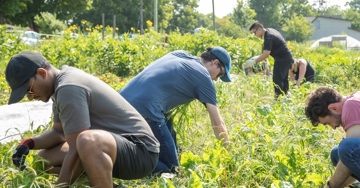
[307, 16, 360, 41]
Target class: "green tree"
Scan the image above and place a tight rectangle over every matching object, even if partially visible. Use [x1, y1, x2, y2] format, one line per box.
[8, 0, 44, 29]
[282, 15, 313, 42]
[248, 0, 282, 28]
[214, 17, 246, 39]
[42, 0, 88, 21]
[167, 0, 198, 34]
[311, 0, 327, 14]
[196, 13, 212, 29]
[158, 0, 174, 32]
[345, 9, 360, 30]
[0, 0, 31, 24]
[321, 5, 346, 17]
[34, 12, 67, 34]
[72, 0, 154, 33]
[232, 0, 256, 29]
[279, 0, 315, 20]
[7, 0, 87, 30]
[345, 0, 360, 30]
[347, 0, 360, 12]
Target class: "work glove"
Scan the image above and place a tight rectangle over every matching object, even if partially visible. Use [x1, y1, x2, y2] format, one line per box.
[244, 59, 256, 68]
[12, 138, 34, 171]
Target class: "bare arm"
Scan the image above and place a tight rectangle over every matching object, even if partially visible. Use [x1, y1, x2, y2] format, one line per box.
[296, 59, 307, 87]
[32, 122, 66, 150]
[344, 124, 360, 138]
[206, 103, 229, 146]
[56, 130, 83, 186]
[288, 69, 295, 82]
[328, 161, 352, 187]
[328, 125, 360, 187]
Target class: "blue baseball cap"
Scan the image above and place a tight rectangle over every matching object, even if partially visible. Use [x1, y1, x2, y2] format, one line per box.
[209, 46, 232, 82]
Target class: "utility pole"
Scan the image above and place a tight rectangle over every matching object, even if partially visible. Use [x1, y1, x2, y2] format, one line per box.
[154, 0, 158, 32]
[140, 0, 144, 34]
[102, 13, 105, 40]
[212, 0, 215, 31]
[113, 15, 116, 38]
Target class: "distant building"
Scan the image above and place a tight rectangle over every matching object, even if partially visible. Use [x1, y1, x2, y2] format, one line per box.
[306, 16, 360, 41]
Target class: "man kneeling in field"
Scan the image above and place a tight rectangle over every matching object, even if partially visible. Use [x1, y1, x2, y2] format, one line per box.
[6, 51, 159, 187]
[305, 87, 360, 188]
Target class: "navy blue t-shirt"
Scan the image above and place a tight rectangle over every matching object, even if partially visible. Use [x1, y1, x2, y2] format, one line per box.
[120, 50, 217, 122]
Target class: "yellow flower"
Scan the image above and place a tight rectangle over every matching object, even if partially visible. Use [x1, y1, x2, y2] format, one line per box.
[131, 27, 135, 31]
[146, 20, 153, 27]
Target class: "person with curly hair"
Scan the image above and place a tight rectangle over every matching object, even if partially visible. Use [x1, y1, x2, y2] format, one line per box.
[305, 86, 360, 187]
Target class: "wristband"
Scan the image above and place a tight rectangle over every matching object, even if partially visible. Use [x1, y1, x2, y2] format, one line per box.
[20, 138, 35, 149]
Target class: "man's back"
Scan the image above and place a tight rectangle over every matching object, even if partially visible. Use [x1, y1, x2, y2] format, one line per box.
[54, 65, 159, 152]
[342, 91, 360, 131]
[263, 28, 292, 60]
[120, 50, 217, 122]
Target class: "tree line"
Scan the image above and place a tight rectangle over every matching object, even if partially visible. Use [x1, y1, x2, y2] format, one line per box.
[0, 0, 359, 42]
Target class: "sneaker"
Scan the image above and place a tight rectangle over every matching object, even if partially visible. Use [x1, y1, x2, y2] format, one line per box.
[161, 172, 176, 179]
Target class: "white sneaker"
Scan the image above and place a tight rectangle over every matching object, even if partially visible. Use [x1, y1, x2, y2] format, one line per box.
[161, 172, 176, 179]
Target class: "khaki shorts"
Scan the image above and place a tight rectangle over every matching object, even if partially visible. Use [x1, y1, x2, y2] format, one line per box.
[111, 133, 159, 179]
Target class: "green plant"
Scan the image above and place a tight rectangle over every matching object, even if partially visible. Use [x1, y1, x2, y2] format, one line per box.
[0, 27, 359, 187]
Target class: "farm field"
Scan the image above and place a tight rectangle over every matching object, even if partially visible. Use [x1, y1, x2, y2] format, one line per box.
[0, 25, 359, 187]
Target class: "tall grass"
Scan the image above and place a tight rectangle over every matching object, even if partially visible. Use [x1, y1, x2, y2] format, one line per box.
[0, 25, 359, 187]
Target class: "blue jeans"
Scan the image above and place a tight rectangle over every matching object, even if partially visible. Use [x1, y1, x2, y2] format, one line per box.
[330, 138, 360, 180]
[146, 119, 179, 174]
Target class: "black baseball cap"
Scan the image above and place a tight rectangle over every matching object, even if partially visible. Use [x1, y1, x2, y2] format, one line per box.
[5, 51, 48, 104]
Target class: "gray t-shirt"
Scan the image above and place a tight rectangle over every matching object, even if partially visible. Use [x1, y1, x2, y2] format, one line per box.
[52, 66, 159, 153]
[120, 50, 217, 122]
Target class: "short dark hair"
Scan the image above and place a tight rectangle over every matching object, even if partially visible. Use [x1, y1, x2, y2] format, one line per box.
[305, 87, 342, 126]
[200, 47, 218, 63]
[249, 21, 264, 31]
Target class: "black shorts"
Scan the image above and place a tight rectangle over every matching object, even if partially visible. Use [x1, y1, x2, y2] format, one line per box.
[110, 133, 159, 180]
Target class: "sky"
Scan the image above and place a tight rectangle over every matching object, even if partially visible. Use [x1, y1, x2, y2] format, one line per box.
[196, 0, 349, 18]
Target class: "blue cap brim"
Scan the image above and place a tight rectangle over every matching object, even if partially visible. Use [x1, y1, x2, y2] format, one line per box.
[220, 68, 231, 82]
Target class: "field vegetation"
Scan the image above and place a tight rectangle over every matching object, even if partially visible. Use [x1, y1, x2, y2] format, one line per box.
[0, 25, 359, 187]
